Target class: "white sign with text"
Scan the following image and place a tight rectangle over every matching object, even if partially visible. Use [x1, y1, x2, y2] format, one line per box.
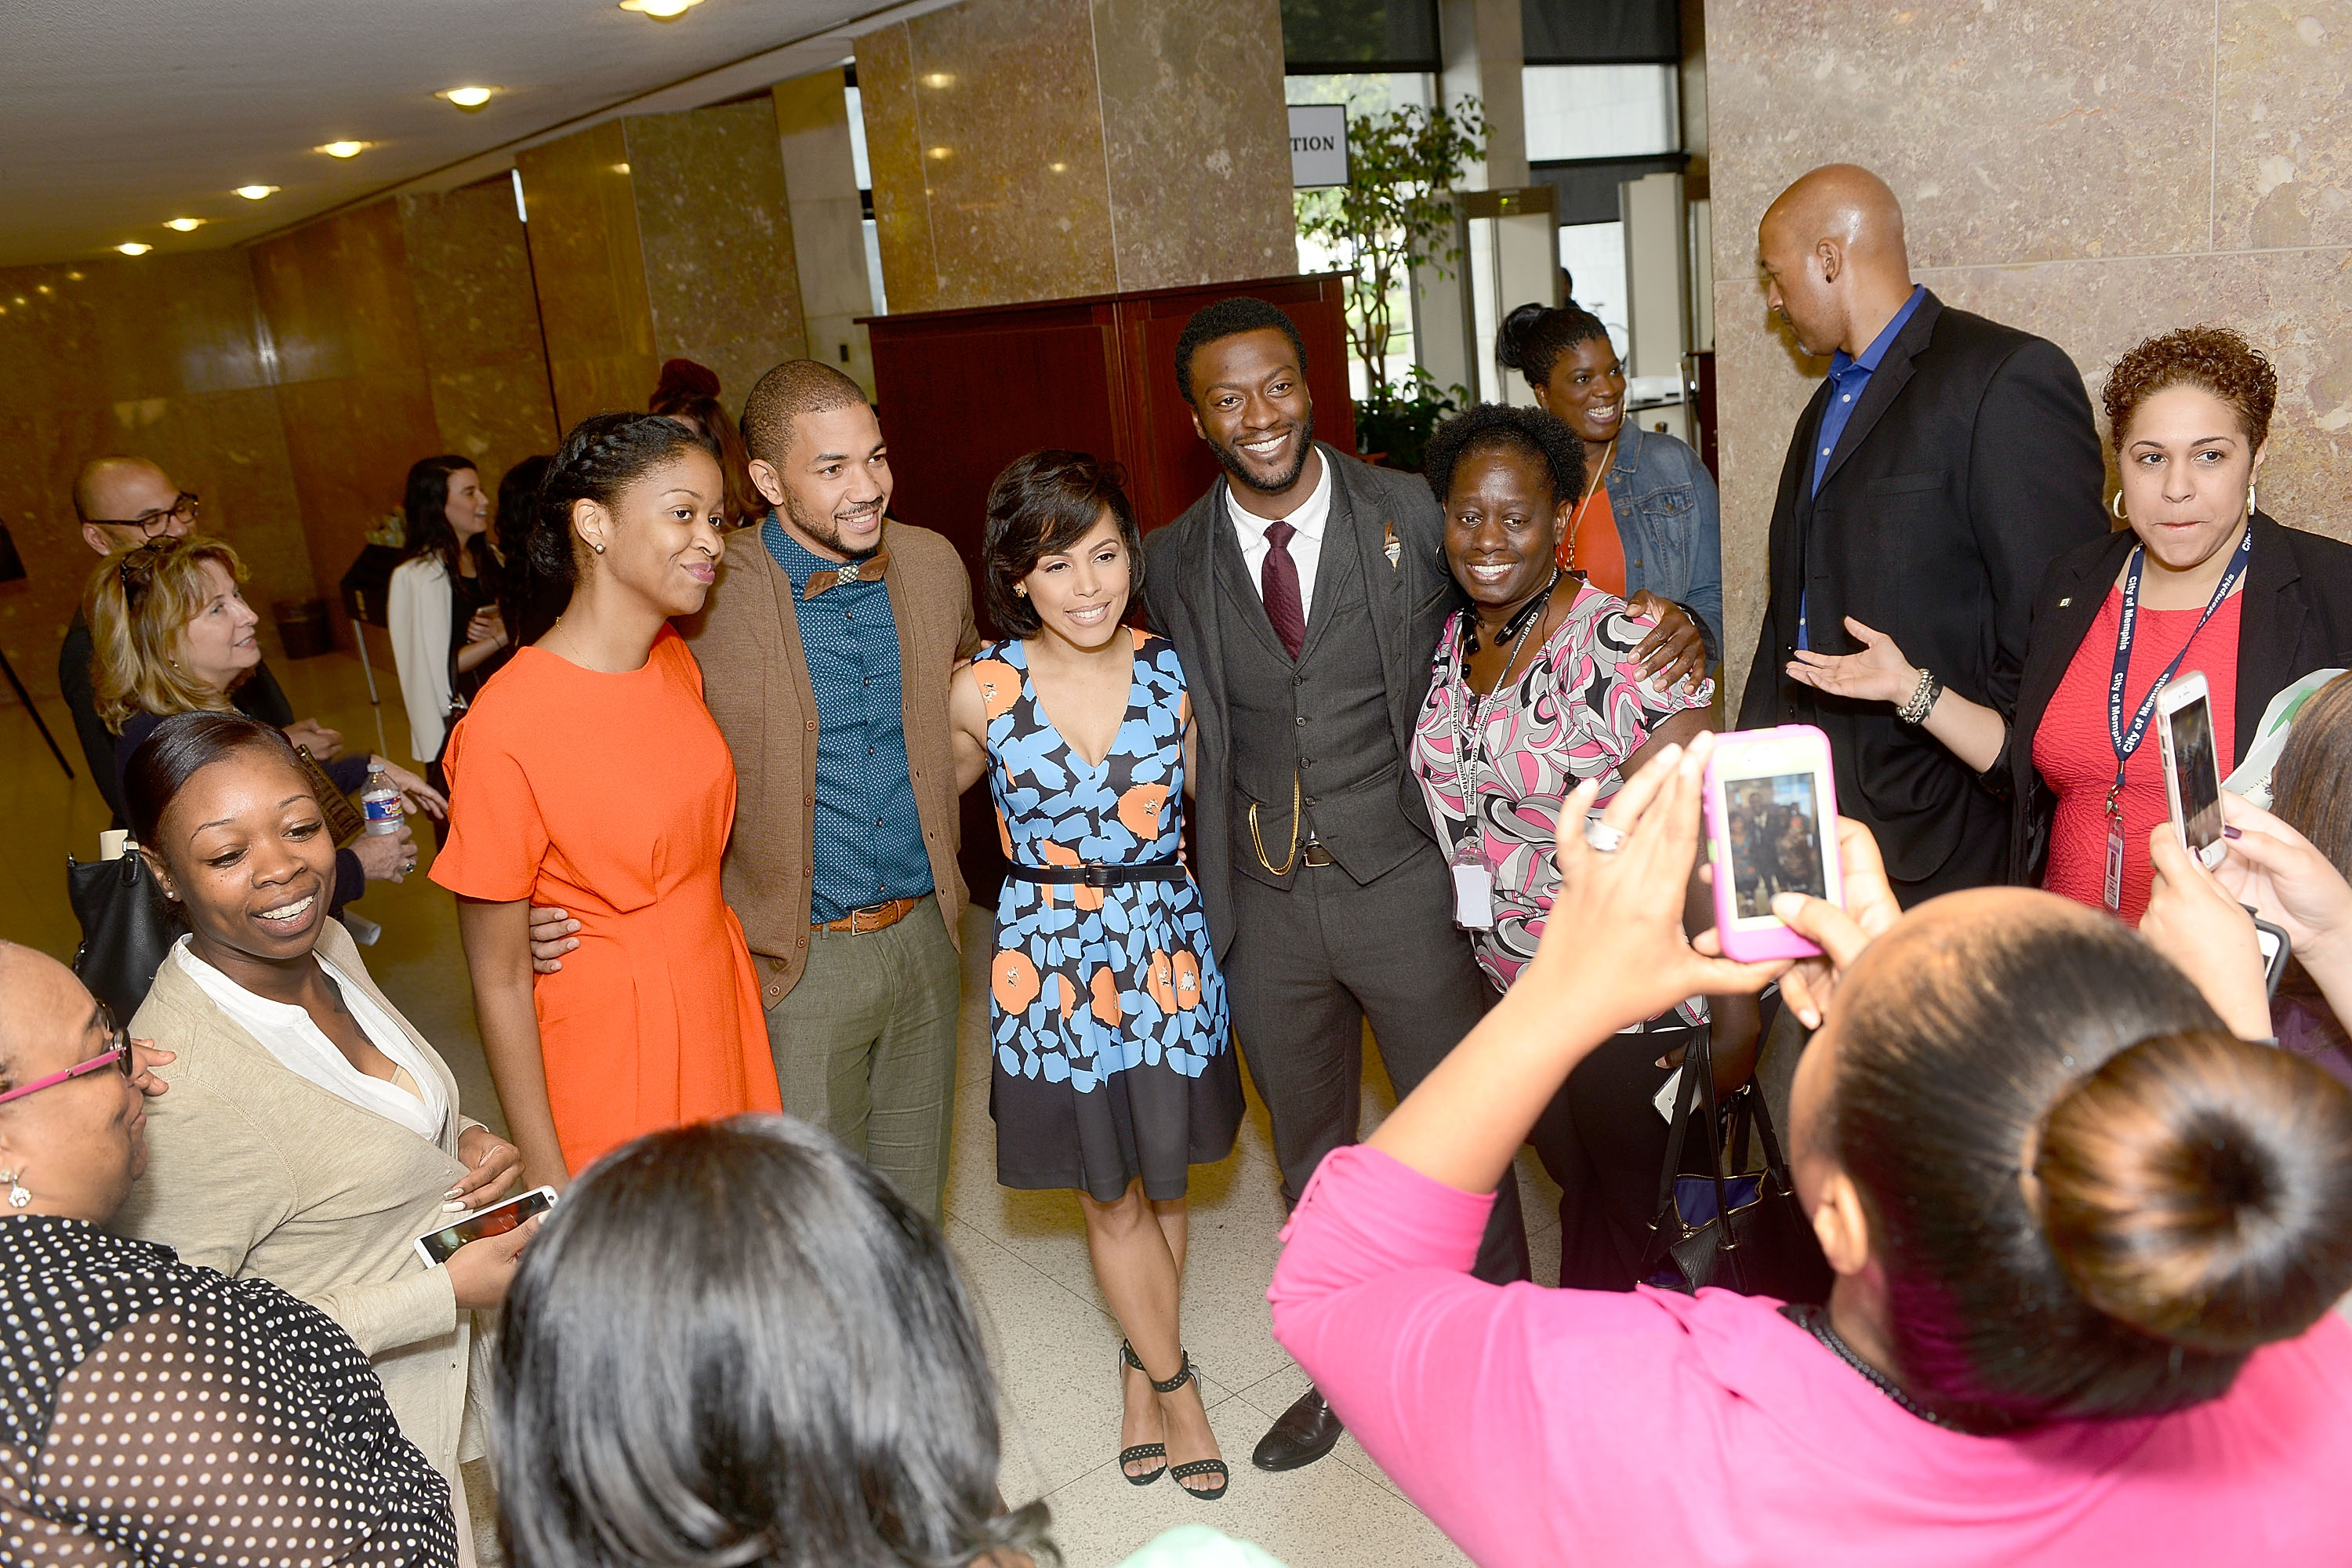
[1289, 105, 1348, 188]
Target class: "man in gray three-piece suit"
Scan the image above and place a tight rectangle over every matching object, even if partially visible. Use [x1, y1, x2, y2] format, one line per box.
[1142, 297, 1531, 1474]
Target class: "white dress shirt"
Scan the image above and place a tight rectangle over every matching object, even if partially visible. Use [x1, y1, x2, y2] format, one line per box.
[1226, 446, 1334, 624]
[171, 937, 447, 1143]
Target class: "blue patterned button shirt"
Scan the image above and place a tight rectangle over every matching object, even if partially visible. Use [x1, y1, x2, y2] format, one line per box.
[762, 515, 932, 921]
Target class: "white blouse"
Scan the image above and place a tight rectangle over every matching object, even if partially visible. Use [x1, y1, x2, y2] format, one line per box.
[170, 938, 448, 1143]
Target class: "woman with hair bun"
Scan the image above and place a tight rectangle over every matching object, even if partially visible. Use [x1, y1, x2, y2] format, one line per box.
[434, 413, 780, 1192]
[1271, 733, 2352, 1565]
[1496, 302, 1721, 690]
[1786, 325, 2352, 923]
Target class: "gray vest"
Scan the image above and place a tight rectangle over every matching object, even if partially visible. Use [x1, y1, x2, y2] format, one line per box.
[1218, 506, 1430, 891]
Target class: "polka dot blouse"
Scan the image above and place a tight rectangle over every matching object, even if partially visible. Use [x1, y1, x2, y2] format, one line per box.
[0, 1214, 458, 1566]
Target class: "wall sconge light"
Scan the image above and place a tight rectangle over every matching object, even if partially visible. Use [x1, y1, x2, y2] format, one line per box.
[234, 184, 280, 201]
[317, 140, 372, 158]
[163, 217, 207, 231]
[619, 0, 702, 15]
[438, 85, 498, 110]
[116, 242, 154, 256]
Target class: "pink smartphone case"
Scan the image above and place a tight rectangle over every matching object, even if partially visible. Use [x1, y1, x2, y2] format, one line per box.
[1704, 724, 1837, 962]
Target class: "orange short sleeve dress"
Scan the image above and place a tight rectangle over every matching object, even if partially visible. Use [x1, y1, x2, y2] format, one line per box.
[430, 625, 780, 1172]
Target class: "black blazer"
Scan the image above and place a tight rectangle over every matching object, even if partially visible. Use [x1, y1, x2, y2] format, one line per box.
[1738, 289, 2106, 896]
[2003, 511, 2352, 886]
[1142, 445, 1459, 955]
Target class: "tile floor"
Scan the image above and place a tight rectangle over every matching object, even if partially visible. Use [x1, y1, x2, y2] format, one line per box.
[6, 647, 1567, 1567]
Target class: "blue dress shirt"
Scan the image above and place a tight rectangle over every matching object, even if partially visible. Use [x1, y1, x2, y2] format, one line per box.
[1798, 284, 1927, 650]
[763, 516, 932, 922]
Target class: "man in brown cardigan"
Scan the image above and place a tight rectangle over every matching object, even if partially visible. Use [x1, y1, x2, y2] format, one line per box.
[679, 361, 978, 1222]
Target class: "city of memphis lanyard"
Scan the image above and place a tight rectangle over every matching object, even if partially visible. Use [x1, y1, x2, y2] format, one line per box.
[2103, 524, 2251, 910]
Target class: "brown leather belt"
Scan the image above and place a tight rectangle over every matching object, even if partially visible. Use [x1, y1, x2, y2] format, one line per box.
[815, 895, 923, 935]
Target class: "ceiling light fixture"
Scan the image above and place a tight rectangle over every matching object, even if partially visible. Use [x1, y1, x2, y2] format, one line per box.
[234, 184, 279, 200]
[116, 242, 153, 256]
[317, 140, 372, 158]
[619, 0, 702, 16]
[163, 217, 206, 231]
[438, 85, 498, 109]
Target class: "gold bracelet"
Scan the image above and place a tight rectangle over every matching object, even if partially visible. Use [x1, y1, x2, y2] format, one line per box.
[1247, 771, 1301, 876]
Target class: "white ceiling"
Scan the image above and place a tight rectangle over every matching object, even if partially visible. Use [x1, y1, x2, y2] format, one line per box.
[0, 0, 953, 269]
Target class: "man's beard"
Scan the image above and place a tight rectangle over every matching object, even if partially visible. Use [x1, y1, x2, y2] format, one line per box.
[1210, 408, 1316, 495]
[783, 489, 882, 561]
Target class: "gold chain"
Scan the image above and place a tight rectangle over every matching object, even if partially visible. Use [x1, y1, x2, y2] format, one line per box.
[1565, 437, 1616, 576]
[1247, 771, 1302, 876]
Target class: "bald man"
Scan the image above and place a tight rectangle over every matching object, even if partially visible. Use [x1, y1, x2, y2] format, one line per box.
[677, 361, 978, 1224]
[1739, 165, 2103, 902]
[60, 456, 340, 824]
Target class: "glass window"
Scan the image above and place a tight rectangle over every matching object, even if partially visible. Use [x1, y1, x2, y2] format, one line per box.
[1559, 221, 1629, 355]
[1286, 73, 1438, 398]
[1280, 0, 1442, 73]
[1522, 64, 1679, 163]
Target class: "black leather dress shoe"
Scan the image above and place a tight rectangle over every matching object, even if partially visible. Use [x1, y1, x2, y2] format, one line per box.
[1252, 1385, 1344, 1472]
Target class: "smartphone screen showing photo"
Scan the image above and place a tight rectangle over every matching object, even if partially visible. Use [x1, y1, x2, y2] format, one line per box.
[2167, 694, 2223, 851]
[1723, 772, 1828, 920]
[416, 1189, 553, 1266]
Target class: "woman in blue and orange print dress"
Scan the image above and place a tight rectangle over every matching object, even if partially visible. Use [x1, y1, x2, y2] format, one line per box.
[949, 452, 1241, 1504]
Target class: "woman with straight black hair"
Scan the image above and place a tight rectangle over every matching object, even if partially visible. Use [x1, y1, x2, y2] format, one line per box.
[494, 1115, 1056, 1568]
[390, 456, 510, 777]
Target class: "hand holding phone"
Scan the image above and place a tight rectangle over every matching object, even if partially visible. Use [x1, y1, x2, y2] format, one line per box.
[2157, 671, 2227, 869]
[1702, 725, 1845, 962]
[416, 1185, 554, 1267]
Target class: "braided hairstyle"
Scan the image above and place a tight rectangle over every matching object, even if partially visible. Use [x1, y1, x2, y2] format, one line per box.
[523, 413, 718, 615]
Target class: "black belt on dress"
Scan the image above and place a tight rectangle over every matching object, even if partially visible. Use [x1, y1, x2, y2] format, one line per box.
[1004, 858, 1184, 887]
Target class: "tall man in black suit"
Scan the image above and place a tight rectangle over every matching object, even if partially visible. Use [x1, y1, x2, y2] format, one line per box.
[1142, 297, 1528, 1474]
[1738, 165, 2106, 902]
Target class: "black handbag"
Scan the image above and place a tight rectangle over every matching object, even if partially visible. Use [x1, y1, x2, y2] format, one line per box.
[1638, 1029, 1833, 1305]
[67, 844, 176, 1021]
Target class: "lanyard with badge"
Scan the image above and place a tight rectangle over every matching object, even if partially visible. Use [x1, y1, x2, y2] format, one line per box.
[1445, 575, 1558, 929]
[2103, 524, 2252, 911]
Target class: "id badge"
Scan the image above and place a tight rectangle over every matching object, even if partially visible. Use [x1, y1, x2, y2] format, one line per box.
[1450, 861, 1496, 930]
[2103, 821, 2126, 913]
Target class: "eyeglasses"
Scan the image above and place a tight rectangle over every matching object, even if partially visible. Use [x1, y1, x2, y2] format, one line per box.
[0, 1004, 133, 1107]
[93, 492, 200, 537]
[116, 535, 176, 602]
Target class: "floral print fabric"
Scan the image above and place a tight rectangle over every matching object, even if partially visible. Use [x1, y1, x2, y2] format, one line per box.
[1411, 583, 1712, 991]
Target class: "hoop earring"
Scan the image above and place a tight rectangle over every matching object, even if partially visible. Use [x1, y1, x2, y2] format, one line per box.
[2109, 490, 2128, 522]
[1, 1170, 27, 1210]
[2248, 481, 2258, 518]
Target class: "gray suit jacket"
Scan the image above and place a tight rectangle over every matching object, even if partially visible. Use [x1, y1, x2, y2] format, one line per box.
[1142, 445, 1461, 953]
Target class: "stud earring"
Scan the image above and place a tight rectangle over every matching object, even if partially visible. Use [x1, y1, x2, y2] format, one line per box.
[1014, 584, 1027, 597]
[2, 1170, 28, 1210]
[593, 542, 607, 554]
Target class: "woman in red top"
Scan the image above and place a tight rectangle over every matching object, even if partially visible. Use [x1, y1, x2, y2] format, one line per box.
[1784, 325, 2352, 922]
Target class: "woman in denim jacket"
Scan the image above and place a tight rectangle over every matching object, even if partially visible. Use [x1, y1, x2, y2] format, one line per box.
[1500, 303, 1722, 692]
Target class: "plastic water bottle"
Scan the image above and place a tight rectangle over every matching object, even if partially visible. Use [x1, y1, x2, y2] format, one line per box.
[361, 765, 403, 837]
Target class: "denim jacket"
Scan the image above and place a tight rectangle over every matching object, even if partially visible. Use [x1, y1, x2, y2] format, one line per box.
[1606, 425, 1724, 662]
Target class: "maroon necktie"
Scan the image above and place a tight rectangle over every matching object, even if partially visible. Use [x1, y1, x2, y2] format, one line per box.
[1261, 521, 1305, 659]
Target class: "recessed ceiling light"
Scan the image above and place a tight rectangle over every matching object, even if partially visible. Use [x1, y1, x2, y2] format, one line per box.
[163, 217, 206, 231]
[36, 284, 51, 294]
[317, 140, 372, 158]
[67, 270, 84, 280]
[234, 184, 279, 201]
[610, 162, 631, 175]
[619, 0, 701, 15]
[117, 242, 153, 256]
[438, 85, 497, 109]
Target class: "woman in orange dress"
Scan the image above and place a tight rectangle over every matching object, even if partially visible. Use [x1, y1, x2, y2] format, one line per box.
[434, 414, 780, 1187]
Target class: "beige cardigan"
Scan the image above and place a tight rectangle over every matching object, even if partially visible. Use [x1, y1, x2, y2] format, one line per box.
[116, 920, 486, 1552]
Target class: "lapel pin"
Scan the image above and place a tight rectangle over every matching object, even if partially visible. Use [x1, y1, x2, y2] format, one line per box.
[1383, 522, 1401, 570]
[2058, 596, 2073, 608]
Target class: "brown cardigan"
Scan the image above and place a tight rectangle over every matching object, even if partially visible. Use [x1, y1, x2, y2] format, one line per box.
[681, 518, 979, 1004]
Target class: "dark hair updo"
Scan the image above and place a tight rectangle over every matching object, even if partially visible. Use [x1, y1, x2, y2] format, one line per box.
[525, 413, 718, 604]
[495, 1116, 1058, 1568]
[1422, 403, 1586, 515]
[1830, 896, 2352, 1432]
[123, 710, 307, 853]
[1497, 303, 1612, 389]
[981, 450, 1145, 637]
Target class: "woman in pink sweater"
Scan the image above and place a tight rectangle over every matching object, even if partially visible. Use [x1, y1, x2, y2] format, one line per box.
[1270, 733, 2352, 1567]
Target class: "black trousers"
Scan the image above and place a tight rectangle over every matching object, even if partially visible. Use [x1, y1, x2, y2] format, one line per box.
[1527, 1021, 1714, 1291]
[1223, 848, 1530, 1286]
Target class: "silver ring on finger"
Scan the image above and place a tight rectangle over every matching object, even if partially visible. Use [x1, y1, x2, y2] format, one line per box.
[401, 858, 416, 873]
[1582, 819, 1629, 855]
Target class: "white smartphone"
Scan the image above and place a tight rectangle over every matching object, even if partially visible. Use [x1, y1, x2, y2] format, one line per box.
[412, 1185, 556, 1268]
[2156, 671, 2227, 869]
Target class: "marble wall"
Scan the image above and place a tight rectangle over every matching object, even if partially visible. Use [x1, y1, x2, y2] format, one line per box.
[0, 252, 311, 699]
[856, 0, 1294, 313]
[1705, 0, 2352, 708]
[520, 101, 808, 432]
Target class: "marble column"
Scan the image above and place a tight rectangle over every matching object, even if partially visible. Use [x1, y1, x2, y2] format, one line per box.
[855, 0, 1294, 314]
[775, 69, 877, 395]
[1704, 0, 2352, 709]
[519, 100, 808, 432]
